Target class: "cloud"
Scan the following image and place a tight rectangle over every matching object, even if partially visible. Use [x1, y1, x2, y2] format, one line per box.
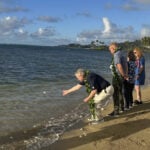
[0, 16, 31, 35]
[0, 15, 62, 46]
[140, 25, 150, 37]
[0, 14, 143, 46]
[15, 28, 28, 38]
[105, 2, 143, 11]
[76, 17, 138, 44]
[37, 16, 62, 23]
[101, 18, 137, 42]
[76, 29, 101, 44]
[102, 17, 111, 33]
[121, 0, 150, 11]
[31, 27, 57, 38]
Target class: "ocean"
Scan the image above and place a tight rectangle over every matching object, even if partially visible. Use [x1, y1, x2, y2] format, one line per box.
[0, 45, 150, 149]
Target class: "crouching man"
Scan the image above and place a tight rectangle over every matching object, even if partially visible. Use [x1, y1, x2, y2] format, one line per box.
[62, 68, 114, 124]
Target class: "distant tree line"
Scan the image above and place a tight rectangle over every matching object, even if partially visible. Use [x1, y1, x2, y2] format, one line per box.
[141, 37, 150, 49]
[67, 36, 150, 51]
[0, 36, 150, 51]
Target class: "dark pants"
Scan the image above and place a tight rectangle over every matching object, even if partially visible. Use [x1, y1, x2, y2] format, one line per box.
[112, 77, 124, 112]
[123, 80, 134, 108]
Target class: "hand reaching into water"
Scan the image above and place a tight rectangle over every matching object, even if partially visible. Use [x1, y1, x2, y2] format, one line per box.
[62, 84, 82, 96]
[62, 90, 69, 96]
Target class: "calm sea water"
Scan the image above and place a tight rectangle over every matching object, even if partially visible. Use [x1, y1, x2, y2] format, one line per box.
[0, 45, 150, 148]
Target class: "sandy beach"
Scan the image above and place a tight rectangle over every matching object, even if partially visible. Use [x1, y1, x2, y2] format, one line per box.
[0, 86, 150, 150]
[49, 86, 150, 150]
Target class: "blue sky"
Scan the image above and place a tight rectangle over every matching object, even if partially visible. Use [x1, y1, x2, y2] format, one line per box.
[0, 0, 150, 46]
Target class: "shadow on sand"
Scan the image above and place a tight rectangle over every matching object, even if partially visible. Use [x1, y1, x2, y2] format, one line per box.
[48, 101, 150, 150]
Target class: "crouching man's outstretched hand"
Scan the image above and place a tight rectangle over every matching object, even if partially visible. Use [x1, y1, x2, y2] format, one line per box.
[62, 90, 69, 96]
[62, 84, 83, 96]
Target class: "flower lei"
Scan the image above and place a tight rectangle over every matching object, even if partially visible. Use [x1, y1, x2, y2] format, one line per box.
[111, 57, 121, 83]
[84, 70, 96, 119]
[111, 50, 122, 87]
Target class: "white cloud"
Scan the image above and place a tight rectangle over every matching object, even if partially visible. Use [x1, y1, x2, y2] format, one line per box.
[0, 15, 142, 46]
[15, 28, 28, 38]
[76, 17, 138, 44]
[76, 37, 87, 43]
[102, 17, 111, 33]
[31, 27, 56, 38]
[0, 15, 61, 45]
[140, 25, 150, 37]
[18, 28, 24, 34]
[0, 16, 30, 35]
[76, 29, 102, 44]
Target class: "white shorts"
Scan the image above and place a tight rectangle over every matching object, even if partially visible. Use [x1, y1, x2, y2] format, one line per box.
[93, 85, 114, 104]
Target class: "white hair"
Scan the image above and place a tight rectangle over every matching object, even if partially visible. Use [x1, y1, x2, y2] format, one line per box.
[75, 68, 85, 76]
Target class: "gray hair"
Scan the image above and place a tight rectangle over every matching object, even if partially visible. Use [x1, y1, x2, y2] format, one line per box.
[75, 68, 85, 76]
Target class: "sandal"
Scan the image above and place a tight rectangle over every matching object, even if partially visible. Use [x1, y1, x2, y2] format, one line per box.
[134, 100, 143, 105]
[134, 100, 140, 105]
[139, 101, 143, 104]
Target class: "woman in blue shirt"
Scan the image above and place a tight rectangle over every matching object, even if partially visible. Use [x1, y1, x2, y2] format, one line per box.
[133, 47, 145, 105]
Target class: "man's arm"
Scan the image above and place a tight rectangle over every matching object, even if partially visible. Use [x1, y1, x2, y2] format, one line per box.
[83, 89, 97, 103]
[116, 63, 127, 79]
[62, 84, 82, 96]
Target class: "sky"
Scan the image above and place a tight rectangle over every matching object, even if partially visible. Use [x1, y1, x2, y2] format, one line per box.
[0, 0, 150, 46]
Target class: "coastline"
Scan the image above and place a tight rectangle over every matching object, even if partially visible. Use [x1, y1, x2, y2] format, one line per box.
[0, 86, 149, 150]
[48, 86, 150, 150]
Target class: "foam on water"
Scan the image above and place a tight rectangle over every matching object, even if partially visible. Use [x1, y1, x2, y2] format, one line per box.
[24, 103, 88, 149]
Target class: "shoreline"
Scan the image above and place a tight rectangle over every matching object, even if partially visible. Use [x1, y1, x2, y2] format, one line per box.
[48, 86, 150, 150]
[0, 86, 150, 150]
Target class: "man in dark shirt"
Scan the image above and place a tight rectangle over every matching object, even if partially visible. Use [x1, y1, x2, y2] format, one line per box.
[62, 68, 114, 124]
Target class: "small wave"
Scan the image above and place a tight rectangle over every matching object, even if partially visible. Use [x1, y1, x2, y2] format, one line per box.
[24, 103, 88, 150]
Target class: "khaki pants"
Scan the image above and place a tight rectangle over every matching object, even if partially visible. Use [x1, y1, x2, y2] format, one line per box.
[93, 85, 114, 120]
[94, 85, 114, 104]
